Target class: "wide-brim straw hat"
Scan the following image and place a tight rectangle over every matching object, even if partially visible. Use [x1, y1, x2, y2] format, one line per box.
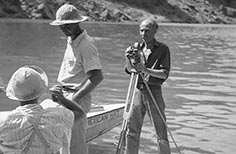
[50, 4, 88, 26]
[6, 65, 48, 101]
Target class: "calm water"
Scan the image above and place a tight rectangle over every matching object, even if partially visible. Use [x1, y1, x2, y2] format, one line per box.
[0, 19, 236, 154]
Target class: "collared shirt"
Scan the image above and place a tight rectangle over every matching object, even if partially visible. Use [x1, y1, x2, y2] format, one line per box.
[0, 102, 74, 154]
[57, 30, 102, 85]
[138, 40, 171, 86]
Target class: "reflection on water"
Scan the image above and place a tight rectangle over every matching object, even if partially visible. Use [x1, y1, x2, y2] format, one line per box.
[161, 24, 236, 154]
[0, 19, 236, 154]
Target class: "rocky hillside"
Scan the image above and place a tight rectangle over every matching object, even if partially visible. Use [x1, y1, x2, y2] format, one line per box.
[0, 0, 236, 24]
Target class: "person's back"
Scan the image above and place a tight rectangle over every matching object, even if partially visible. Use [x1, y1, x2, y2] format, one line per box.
[0, 65, 84, 154]
[0, 103, 74, 154]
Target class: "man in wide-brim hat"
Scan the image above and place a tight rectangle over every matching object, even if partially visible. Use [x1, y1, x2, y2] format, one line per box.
[0, 65, 85, 154]
[50, 3, 103, 154]
[50, 3, 88, 26]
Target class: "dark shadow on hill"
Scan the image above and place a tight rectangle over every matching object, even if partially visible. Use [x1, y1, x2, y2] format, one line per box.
[106, 0, 199, 23]
[207, 0, 236, 9]
[149, 2, 199, 23]
[206, 0, 236, 21]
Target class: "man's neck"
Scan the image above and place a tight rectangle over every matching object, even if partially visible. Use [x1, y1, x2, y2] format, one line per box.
[71, 27, 83, 41]
[145, 39, 155, 50]
[20, 99, 38, 106]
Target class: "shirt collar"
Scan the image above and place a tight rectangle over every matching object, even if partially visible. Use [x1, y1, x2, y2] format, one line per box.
[141, 39, 159, 51]
[67, 29, 87, 45]
[141, 39, 159, 60]
[14, 104, 42, 113]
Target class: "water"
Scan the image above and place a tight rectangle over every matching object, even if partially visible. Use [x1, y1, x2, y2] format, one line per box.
[0, 19, 236, 154]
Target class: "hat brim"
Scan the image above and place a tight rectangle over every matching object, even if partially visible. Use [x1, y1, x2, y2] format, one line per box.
[6, 65, 48, 102]
[6, 88, 45, 101]
[50, 16, 88, 26]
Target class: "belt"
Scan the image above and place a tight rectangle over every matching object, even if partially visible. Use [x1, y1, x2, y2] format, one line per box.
[137, 83, 161, 90]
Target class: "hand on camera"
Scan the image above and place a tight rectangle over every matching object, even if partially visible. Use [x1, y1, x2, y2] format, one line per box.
[125, 46, 132, 58]
[133, 62, 147, 73]
[49, 85, 65, 103]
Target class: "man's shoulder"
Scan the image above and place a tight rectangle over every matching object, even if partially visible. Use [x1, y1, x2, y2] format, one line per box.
[154, 40, 169, 49]
[75, 30, 94, 44]
[81, 35, 95, 45]
[41, 99, 74, 117]
[0, 108, 25, 127]
[0, 111, 13, 124]
[75, 35, 96, 53]
[41, 99, 60, 108]
[41, 99, 74, 127]
[75, 35, 98, 56]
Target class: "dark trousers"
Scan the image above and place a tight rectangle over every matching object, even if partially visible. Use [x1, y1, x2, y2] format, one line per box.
[125, 85, 171, 154]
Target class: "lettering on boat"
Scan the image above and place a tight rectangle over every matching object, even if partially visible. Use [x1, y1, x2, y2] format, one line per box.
[88, 109, 122, 126]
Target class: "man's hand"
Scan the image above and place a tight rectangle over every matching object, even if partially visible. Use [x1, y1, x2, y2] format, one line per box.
[49, 85, 85, 120]
[125, 46, 138, 67]
[133, 63, 147, 73]
[125, 46, 133, 58]
[49, 85, 65, 103]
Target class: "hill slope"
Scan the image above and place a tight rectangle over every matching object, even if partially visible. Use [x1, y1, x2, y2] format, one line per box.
[0, 0, 236, 24]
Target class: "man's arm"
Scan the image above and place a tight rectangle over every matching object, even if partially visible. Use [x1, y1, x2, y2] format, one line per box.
[49, 86, 85, 121]
[133, 45, 170, 80]
[59, 97, 85, 121]
[125, 52, 168, 79]
[133, 62, 168, 79]
[72, 69, 103, 102]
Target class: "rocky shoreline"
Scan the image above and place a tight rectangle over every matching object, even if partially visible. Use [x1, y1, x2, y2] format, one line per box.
[0, 0, 236, 24]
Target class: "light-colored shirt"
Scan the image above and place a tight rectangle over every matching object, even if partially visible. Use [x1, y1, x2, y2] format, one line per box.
[0, 101, 74, 154]
[57, 30, 102, 85]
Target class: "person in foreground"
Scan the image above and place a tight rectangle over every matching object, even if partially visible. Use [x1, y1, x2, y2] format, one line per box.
[50, 3, 103, 154]
[0, 65, 85, 154]
[124, 18, 171, 154]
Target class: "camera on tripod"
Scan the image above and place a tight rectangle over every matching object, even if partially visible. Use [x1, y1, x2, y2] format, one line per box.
[127, 43, 141, 65]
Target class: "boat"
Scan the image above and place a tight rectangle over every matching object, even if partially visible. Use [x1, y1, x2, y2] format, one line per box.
[86, 103, 125, 142]
[0, 99, 125, 142]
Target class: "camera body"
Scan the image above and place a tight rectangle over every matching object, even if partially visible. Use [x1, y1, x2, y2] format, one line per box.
[127, 43, 141, 65]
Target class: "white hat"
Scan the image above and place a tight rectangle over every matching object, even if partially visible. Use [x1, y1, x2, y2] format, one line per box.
[50, 4, 88, 26]
[6, 65, 48, 101]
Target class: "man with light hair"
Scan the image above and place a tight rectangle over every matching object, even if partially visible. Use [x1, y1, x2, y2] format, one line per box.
[50, 3, 103, 154]
[0, 65, 84, 154]
[124, 18, 171, 154]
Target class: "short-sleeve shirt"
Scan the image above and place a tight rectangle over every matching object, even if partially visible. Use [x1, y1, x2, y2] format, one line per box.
[0, 102, 74, 154]
[57, 30, 102, 85]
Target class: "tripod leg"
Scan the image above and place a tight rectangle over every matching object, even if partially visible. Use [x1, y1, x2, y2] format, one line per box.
[140, 74, 183, 154]
[116, 72, 139, 154]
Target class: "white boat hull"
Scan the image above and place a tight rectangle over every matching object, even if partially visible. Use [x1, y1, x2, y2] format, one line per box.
[86, 103, 124, 142]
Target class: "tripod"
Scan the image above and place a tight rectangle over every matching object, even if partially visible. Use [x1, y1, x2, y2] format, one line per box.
[116, 71, 182, 154]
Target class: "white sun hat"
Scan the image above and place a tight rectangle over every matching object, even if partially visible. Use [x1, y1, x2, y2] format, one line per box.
[50, 3, 88, 26]
[6, 65, 48, 101]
